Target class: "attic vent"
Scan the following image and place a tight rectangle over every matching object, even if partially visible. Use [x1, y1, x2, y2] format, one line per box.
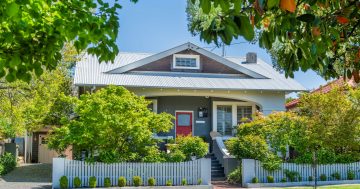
[245, 52, 257, 63]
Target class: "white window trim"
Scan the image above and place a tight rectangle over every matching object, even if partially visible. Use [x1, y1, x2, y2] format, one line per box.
[149, 99, 158, 113]
[173, 54, 200, 70]
[212, 101, 256, 136]
[174, 110, 194, 137]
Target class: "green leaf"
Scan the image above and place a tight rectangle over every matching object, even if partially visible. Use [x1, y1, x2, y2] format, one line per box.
[233, 0, 242, 12]
[219, 0, 230, 11]
[6, 3, 19, 17]
[238, 16, 254, 41]
[200, 0, 211, 14]
[267, 0, 280, 9]
[10, 55, 21, 68]
[297, 14, 315, 23]
[5, 73, 15, 82]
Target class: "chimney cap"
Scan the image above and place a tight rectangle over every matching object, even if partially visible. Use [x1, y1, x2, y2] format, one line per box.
[245, 52, 257, 63]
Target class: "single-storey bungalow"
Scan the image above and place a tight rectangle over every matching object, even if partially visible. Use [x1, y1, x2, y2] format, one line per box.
[28, 43, 305, 175]
[72, 42, 305, 177]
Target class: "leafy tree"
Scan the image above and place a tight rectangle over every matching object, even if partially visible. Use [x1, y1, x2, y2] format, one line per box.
[47, 86, 174, 163]
[226, 87, 360, 172]
[226, 112, 303, 171]
[187, 0, 360, 81]
[0, 43, 76, 138]
[0, 0, 137, 82]
[293, 86, 360, 163]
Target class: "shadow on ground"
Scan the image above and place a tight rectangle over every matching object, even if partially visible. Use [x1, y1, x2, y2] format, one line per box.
[1, 163, 52, 183]
[212, 181, 244, 189]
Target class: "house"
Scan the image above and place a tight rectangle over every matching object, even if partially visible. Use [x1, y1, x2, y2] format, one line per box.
[72, 42, 305, 177]
[286, 76, 358, 111]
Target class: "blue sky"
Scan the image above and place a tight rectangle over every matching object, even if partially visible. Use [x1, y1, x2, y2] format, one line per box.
[116, 0, 327, 95]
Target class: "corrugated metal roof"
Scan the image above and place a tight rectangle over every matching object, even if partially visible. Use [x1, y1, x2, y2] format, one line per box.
[74, 48, 306, 92]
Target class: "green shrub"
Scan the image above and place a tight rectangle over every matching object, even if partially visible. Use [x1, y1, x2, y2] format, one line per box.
[73, 177, 81, 188]
[267, 175, 274, 183]
[148, 177, 156, 186]
[165, 149, 186, 162]
[331, 172, 341, 180]
[168, 135, 208, 161]
[133, 176, 142, 187]
[197, 178, 202, 185]
[89, 176, 97, 188]
[347, 170, 355, 180]
[227, 167, 242, 184]
[118, 176, 126, 187]
[0, 153, 17, 175]
[320, 174, 327, 181]
[181, 178, 187, 185]
[298, 176, 302, 182]
[281, 178, 287, 183]
[308, 176, 314, 181]
[59, 176, 68, 189]
[252, 177, 259, 183]
[284, 169, 299, 182]
[104, 177, 111, 187]
[0, 165, 4, 176]
[166, 179, 172, 186]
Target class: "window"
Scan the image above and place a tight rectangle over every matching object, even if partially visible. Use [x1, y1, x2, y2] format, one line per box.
[173, 54, 200, 69]
[213, 101, 255, 136]
[237, 106, 252, 124]
[217, 105, 233, 136]
[147, 99, 158, 113]
[177, 114, 191, 126]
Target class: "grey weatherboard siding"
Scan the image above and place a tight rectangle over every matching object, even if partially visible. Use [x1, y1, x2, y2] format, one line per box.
[155, 96, 212, 140]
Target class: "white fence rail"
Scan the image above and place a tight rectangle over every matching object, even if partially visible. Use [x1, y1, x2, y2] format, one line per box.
[242, 159, 360, 186]
[53, 158, 211, 189]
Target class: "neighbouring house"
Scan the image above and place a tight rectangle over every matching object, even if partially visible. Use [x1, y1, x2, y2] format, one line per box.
[286, 76, 359, 111]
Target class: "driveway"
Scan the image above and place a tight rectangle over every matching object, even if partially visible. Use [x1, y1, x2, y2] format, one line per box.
[0, 163, 52, 189]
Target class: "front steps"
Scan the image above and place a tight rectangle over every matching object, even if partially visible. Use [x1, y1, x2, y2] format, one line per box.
[209, 153, 225, 181]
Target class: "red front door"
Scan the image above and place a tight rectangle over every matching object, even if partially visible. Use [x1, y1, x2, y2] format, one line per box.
[176, 111, 193, 137]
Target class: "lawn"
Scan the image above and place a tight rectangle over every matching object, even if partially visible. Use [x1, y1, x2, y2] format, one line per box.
[276, 184, 360, 189]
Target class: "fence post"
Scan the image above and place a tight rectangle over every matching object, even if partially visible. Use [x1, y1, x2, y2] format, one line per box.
[242, 159, 256, 187]
[200, 158, 211, 185]
[52, 158, 66, 189]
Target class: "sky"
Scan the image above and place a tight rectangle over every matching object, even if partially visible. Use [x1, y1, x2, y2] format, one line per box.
[115, 0, 327, 96]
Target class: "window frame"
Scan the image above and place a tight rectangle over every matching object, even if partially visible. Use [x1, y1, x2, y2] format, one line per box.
[212, 101, 256, 136]
[172, 54, 200, 70]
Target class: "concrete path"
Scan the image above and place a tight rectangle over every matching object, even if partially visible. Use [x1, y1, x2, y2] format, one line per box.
[0, 163, 52, 189]
[212, 181, 244, 189]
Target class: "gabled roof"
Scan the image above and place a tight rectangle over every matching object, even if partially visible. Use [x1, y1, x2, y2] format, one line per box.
[74, 42, 307, 92]
[106, 42, 267, 79]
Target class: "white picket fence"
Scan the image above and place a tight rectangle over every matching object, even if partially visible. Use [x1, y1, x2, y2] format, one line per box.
[52, 158, 211, 189]
[242, 159, 360, 186]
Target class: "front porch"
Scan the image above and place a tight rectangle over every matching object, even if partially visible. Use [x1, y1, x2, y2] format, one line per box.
[146, 96, 260, 141]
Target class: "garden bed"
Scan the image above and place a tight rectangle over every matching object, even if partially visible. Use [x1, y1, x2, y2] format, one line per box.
[245, 180, 360, 188]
